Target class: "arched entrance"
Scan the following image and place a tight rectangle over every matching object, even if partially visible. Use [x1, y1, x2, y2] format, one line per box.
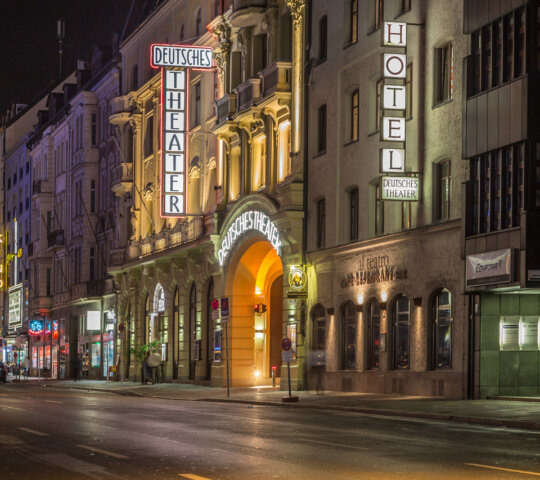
[225, 238, 284, 387]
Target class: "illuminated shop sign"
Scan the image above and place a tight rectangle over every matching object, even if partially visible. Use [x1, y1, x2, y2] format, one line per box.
[8, 285, 22, 327]
[87, 310, 101, 330]
[151, 44, 213, 69]
[380, 176, 419, 201]
[466, 249, 513, 287]
[217, 210, 282, 266]
[150, 44, 213, 218]
[29, 320, 44, 335]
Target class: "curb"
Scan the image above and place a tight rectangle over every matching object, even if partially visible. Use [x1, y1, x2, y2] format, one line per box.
[39, 383, 540, 432]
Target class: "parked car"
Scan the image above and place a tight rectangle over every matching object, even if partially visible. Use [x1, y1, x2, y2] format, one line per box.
[0, 363, 6, 383]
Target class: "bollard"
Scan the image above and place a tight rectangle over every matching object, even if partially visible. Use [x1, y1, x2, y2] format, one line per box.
[272, 365, 277, 387]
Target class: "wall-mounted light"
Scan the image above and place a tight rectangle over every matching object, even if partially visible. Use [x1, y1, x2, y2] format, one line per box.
[254, 329, 264, 339]
[357, 293, 364, 305]
[254, 370, 261, 378]
[255, 286, 263, 296]
[381, 292, 388, 302]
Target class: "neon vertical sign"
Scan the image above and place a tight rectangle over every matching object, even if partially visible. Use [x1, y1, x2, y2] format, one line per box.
[150, 43, 213, 217]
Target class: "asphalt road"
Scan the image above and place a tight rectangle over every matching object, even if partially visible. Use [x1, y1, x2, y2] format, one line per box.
[0, 384, 539, 479]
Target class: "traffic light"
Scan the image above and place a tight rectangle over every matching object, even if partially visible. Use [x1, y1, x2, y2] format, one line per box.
[254, 303, 267, 314]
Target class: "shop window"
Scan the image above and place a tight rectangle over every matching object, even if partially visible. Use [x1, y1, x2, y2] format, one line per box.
[189, 283, 197, 380]
[430, 289, 452, 369]
[311, 304, 326, 369]
[434, 43, 453, 105]
[173, 287, 180, 378]
[340, 301, 357, 370]
[391, 295, 410, 369]
[145, 294, 151, 344]
[206, 278, 214, 379]
[366, 299, 380, 369]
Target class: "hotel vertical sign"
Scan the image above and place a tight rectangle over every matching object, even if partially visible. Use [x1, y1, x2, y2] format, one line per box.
[379, 22, 419, 200]
[150, 44, 213, 217]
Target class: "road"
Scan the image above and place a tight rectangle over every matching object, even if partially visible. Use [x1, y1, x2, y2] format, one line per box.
[0, 384, 539, 479]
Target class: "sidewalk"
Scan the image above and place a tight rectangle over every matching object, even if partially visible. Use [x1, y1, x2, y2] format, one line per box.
[7, 376, 540, 432]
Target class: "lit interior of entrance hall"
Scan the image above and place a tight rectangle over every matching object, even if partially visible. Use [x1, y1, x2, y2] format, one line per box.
[226, 238, 283, 387]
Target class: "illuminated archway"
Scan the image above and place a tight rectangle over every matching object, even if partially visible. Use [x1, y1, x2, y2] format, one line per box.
[224, 237, 284, 387]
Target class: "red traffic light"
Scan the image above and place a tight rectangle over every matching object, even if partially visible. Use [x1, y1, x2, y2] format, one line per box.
[212, 298, 220, 310]
[254, 303, 267, 314]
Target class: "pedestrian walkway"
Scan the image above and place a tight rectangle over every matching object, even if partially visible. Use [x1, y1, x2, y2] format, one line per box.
[6, 375, 540, 431]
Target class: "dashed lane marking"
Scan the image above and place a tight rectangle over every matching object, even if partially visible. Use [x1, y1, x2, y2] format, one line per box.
[17, 427, 48, 436]
[44, 400, 63, 404]
[178, 475, 213, 480]
[465, 463, 540, 477]
[77, 445, 129, 460]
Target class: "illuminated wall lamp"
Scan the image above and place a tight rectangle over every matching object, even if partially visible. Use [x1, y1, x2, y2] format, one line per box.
[254, 329, 264, 339]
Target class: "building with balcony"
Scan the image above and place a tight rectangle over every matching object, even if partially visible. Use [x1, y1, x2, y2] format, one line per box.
[305, 0, 469, 398]
[462, 0, 540, 397]
[109, 0, 307, 388]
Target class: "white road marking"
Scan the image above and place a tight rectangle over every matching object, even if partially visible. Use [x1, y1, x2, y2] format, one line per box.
[17, 427, 48, 436]
[1, 405, 22, 410]
[303, 438, 369, 451]
[77, 444, 129, 460]
[465, 463, 540, 477]
[44, 400, 63, 404]
[179, 474, 213, 480]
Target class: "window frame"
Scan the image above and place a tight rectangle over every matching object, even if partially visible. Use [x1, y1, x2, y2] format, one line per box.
[391, 295, 410, 370]
[319, 15, 328, 62]
[349, 0, 358, 44]
[340, 301, 357, 370]
[316, 198, 326, 249]
[430, 289, 452, 370]
[350, 89, 359, 142]
[311, 304, 326, 369]
[366, 299, 380, 370]
[434, 43, 454, 106]
[317, 104, 327, 154]
[349, 187, 359, 241]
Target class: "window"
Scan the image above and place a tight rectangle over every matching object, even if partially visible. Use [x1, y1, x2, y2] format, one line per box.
[341, 302, 356, 370]
[131, 65, 138, 91]
[375, 183, 384, 235]
[89, 247, 95, 281]
[317, 198, 326, 248]
[370, 0, 383, 31]
[375, 79, 382, 131]
[434, 43, 453, 105]
[46, 268, 51, 297]
[179, 25, 185, 42]
[367, 300, 380, 369]
[317, 104, 327, 153]
[406, 64, 413, 119]
[193, 82, 201, 126]
[144, 116, 154, 157]
[91, 113, 97, 145]
[399, 0, 411, 14]
[90, 179, 96, 213]
[195, 9, 202, 37]
[349, 188, 359, 241]
[350, 89, 359, 142]
[391, 295, 410, 369]
[311, 304, 326, 368]
[431, 289, 452, 369]
[436, 160, 450, 220]
[189, 283, 197, 380]
[319, 16, 327, 61]
[349, 0, 358, 44]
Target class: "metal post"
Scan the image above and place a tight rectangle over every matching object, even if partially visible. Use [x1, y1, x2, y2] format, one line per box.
[287, 361, 291, 398]
[225, 323, 230, 398]
[38, 345, 41, 382]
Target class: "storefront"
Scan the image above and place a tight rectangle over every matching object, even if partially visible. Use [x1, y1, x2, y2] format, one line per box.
[307, 222, 468, 399]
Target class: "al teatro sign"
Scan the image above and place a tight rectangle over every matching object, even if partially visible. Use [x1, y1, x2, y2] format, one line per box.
[217, 210, 282, 267]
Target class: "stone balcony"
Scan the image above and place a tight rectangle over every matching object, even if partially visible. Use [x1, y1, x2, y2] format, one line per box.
[129, 217, 204, 260]
[111, 162, 133, 197]
[110, 248, 126, 267]
[259, 62, 292, 98]
[235, 78, 261, 112]
[47, 229, 65, 249]
[71, 280, 105, 301]
[231, 0, 267, 26]
[109, 96, 132, 125]
[216, 93, 237, 125]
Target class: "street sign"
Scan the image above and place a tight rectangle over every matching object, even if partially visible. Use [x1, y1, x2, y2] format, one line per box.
[221, 297, 229, 316]
[221, 315, 229, 324]
[211, 309, 219, 321]
[282, 350, 293, 362]
[281, 337, 292, 352]
[211, 298, 220, 310]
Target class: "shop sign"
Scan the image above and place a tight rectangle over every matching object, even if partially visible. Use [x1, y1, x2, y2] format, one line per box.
[87, 311, 101, 330]
[380, 176, 419, 201]
[466, 249, 513, 287]
[217, 210, 282, 266]
[8, 285, 22, 327]
[288, 265, 307, 292]
[341, 254, 408, 288]
[150, 44, 213, 218]
[29, 320, 44, 336]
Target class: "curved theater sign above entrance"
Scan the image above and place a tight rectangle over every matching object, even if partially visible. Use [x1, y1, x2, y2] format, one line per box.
[217, 210, 282, 266]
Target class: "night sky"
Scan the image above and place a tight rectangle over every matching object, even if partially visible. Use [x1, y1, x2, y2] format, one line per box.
[0, 0, 133, 115]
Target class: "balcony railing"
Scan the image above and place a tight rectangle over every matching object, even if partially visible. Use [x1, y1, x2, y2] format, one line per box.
[235, 78, 261, 112]
[232, 0, 266, 11]
[216, 93, 237, 124]
[71, 280, 104, 300]
[259, 62, 292, 97]
[47, 229, 65, 249]
[110, 248, 125, 266]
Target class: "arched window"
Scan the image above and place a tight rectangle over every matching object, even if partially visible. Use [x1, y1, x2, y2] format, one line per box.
[391, 295, 410, 369]
[431, 289, 452, 369]
[366, 299, 380, 369]
[341, 301, 356, 370]
[311, 304, 326, 369]
[195, 9, 202, 38]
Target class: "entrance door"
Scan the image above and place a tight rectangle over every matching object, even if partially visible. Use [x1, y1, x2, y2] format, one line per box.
[269, 275, 283, 377]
